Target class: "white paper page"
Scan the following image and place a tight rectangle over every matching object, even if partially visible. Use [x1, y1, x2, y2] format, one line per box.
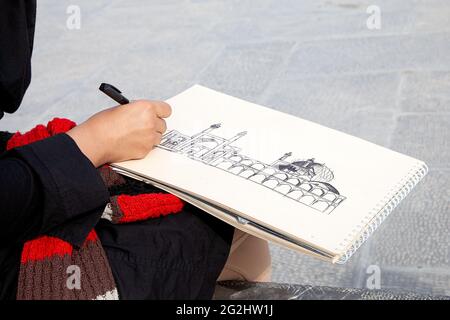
[114, 85, 426, 255]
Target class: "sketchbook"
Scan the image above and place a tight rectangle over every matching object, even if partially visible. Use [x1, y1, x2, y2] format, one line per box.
[111, 85, 428, 264]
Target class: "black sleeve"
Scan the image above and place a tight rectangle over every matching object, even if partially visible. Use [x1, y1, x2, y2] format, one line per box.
[0, 133, 110, 246]
[0, 0, 36, 117]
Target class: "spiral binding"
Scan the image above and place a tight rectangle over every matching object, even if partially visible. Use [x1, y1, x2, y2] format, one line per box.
[335, 161, 428, 264]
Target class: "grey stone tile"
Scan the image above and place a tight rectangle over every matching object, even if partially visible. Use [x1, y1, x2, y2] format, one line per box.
[376, 267, 450, 296]
[265, 72, 401, 111]
[262, 73, 400, 146]
[8, 73, 89, 122]
[414, 0, 450, 33]
[366, 171, 450, 268]
[27, 2, 224, 122]
[401, 97, 450, 114]
[37, 79, 196, 126]
[93, 3, 210, 36]
[197, 41, 295, 101]
[28, 32, 117, 112]
[29, 85, 116, 126]
[0, 113, 38, 133]
[262, 0, 414, 16]
[282, 33, 450, 78]
[38, 38, 222, 123]
[99, 38, 222, 96]
[34, 0, 114, 48]
[390, 115, 450, 168]
[34, 1, 203, 82]
[248, 9, 414, 42]
[269, 243, 367, 288]
[402, 71, 450, 100]
[198, 18, 266, 45]
[400, 71, 450, 112]
[199, 0, 417, 44]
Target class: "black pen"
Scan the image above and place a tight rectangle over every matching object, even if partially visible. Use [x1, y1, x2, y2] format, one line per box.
[99, 83, 130, 105]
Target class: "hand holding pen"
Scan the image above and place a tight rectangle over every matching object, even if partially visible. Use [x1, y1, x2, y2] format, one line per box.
[66, 84, 171, 167]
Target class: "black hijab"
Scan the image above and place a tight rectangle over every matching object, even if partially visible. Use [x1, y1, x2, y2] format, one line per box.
[0, 0, 37, 120]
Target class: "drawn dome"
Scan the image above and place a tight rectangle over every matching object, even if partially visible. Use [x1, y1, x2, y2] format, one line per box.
[281, 158, 334, 182]
[310, 164, 334, 182]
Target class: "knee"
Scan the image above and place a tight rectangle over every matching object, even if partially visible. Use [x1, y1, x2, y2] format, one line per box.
[218, 230, 272, 282]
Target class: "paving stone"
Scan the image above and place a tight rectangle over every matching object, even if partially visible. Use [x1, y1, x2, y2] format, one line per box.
[0, 113, 38, 133]
[199, 0, 417, 45]
[263, 73, 400, 146]
[265, 72, 401, 111]
[400, 71, 450, 112]
[269, 243, 366, 288]
[414, 0, 450, 33]
[198, 41, 295, 101]
[390, 115, 450, 168]
[365, 171, 450, 268]
[282, 33, 450, 78]
[248, 9, 414, 42]
[375, 267, 450, 296]
[34, 0, 115, 47]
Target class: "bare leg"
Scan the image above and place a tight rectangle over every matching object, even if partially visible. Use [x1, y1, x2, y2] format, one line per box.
[218, 229, 272, 282]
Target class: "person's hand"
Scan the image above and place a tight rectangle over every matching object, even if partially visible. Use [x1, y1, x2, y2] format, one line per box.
[67, 100, 171, 167]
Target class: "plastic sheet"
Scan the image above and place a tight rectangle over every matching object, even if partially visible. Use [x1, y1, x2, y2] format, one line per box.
[214, 281, 449, 300]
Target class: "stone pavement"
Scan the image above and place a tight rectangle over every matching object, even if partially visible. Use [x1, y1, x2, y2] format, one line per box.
[2, 0, 449, 295]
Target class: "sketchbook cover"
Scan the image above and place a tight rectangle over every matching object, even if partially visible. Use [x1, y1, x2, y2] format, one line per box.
[112, 85, 428, 262]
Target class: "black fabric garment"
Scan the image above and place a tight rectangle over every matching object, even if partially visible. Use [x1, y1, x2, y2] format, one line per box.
[0, 132, 13, 154]
[0, 133, 110, 299]
[0, 0, 37, 119]
[100, 177, 234, 299]
[97, 203, 234, 299]
[0, 133, 234, 299]
[0, 134, 110, 246]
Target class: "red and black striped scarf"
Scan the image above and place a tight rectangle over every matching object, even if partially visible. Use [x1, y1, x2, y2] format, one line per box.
[6, 118, 184, 300]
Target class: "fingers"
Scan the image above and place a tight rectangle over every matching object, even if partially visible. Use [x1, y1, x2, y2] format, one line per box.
[155, 118, 167, 134]
[153, 132, 162, 147]
[132, 100, 172, 118]
[151, 101, 172, 118]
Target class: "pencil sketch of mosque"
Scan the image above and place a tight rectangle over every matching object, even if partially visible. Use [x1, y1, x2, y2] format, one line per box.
[158, 124, 346, 214]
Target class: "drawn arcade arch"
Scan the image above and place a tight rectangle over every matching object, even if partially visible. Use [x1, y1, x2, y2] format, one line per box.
[206, 148, 345, 214]
[158, 126, 346, 214]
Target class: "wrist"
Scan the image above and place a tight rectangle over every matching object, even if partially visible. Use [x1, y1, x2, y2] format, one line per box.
[66, 124, 107, 167]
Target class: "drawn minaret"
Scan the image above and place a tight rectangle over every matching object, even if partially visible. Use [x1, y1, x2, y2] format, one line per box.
[201, 130, 247, 163]
[175, 123, 222, 151]
[271, 152, 292, 166]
